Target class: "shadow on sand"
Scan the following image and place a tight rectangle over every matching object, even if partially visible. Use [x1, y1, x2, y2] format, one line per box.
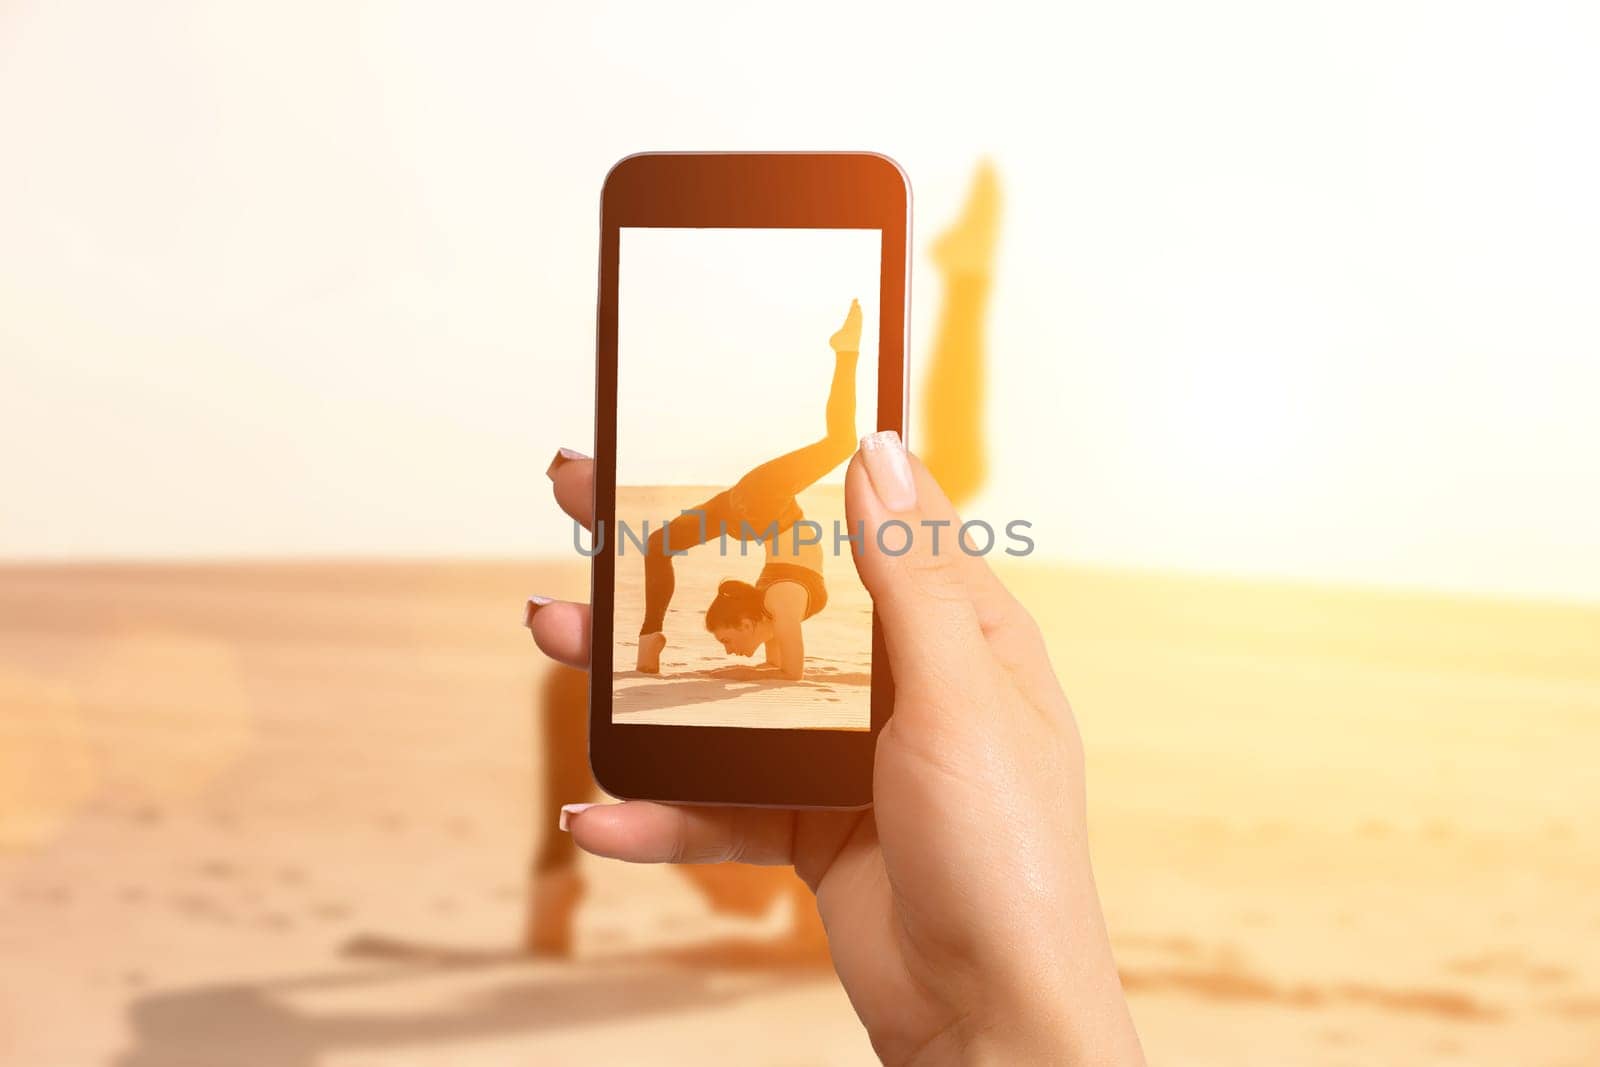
[612, 668, 869, 714]
[114, 934, 834, 1067]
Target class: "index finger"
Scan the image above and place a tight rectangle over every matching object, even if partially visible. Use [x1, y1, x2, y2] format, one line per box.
[546, 448, 594, 531]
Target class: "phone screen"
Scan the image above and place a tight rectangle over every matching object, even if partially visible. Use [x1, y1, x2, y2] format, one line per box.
[612, 226, 882, 730]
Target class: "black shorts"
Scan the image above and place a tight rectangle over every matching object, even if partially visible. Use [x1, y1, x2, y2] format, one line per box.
[755, 561, 828, 620]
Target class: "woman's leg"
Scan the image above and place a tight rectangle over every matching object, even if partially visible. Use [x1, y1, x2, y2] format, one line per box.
[638, 494, 732, 635]
[526, 664, 591, 954]
[728, 303, 861, 517]
[920, 161, 1000, 509]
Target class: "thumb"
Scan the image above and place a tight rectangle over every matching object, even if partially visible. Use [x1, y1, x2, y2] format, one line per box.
[844, 431, 994, 706]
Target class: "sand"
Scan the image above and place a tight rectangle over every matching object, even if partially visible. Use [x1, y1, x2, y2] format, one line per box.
[610, 485, 871, 730]
[3, 560, 1599, 1065]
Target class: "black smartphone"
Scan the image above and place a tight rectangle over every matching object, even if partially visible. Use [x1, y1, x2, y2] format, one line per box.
[588, 152, 910, 808]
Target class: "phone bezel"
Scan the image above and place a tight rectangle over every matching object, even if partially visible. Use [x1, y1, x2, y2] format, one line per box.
[589, 151, 909, 808]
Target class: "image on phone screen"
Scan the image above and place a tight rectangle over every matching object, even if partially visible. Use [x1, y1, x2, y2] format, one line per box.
[613, 226, 882, 730]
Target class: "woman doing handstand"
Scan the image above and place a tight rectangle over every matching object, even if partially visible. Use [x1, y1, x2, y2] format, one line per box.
[634, 299, 863, 680]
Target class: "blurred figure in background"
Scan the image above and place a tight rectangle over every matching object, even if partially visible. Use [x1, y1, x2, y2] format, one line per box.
[921, 160, 998, 507]
[526, 663, 590, 954]
[525, 160, 1003, 957]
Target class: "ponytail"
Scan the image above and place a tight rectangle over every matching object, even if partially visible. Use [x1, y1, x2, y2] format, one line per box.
[705, 579, 769, 631]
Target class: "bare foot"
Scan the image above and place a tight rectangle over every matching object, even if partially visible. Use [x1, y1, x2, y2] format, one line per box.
[636, 631, 666, 673]
[829, 298, 862, 353]
[525, 867, 584, 956]
[931, 159, 1001, 275]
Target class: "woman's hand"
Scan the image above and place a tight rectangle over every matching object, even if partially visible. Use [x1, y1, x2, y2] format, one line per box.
[528, 435, 1144, 1065]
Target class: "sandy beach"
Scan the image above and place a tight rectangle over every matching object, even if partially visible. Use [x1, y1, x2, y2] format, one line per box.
[3, 560, 1599, 1065]
[611, 485, 871, 730]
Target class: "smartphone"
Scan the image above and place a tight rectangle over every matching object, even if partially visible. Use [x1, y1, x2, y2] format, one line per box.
[588, 152, 910, 808]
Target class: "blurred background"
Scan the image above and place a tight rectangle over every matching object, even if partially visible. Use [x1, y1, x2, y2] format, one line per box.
[3, 2, 1598, 1064]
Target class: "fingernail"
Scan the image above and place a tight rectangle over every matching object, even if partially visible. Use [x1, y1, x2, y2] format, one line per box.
[524, 595, 554, 629]
[559, 802, 600, 832]
[546, 447, 589, 480]
[859, 431, 917, 512]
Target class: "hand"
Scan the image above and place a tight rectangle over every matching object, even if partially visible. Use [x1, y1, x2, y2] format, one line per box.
[528, 437, 1144, 1065]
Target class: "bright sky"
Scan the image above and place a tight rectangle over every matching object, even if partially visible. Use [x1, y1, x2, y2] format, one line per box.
[618, 228, 881, 489]
[2, 2, 1597, 602]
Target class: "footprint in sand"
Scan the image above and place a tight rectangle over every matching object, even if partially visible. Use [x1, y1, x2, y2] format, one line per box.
[172, 893, 222, 920]
[311, 901, 353, 922]
[1552, 996, 1600, 1019]
[199, 859, 237, 880]
[1444, 950, 1572, 986]
[1527, 965, 1571, 985]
